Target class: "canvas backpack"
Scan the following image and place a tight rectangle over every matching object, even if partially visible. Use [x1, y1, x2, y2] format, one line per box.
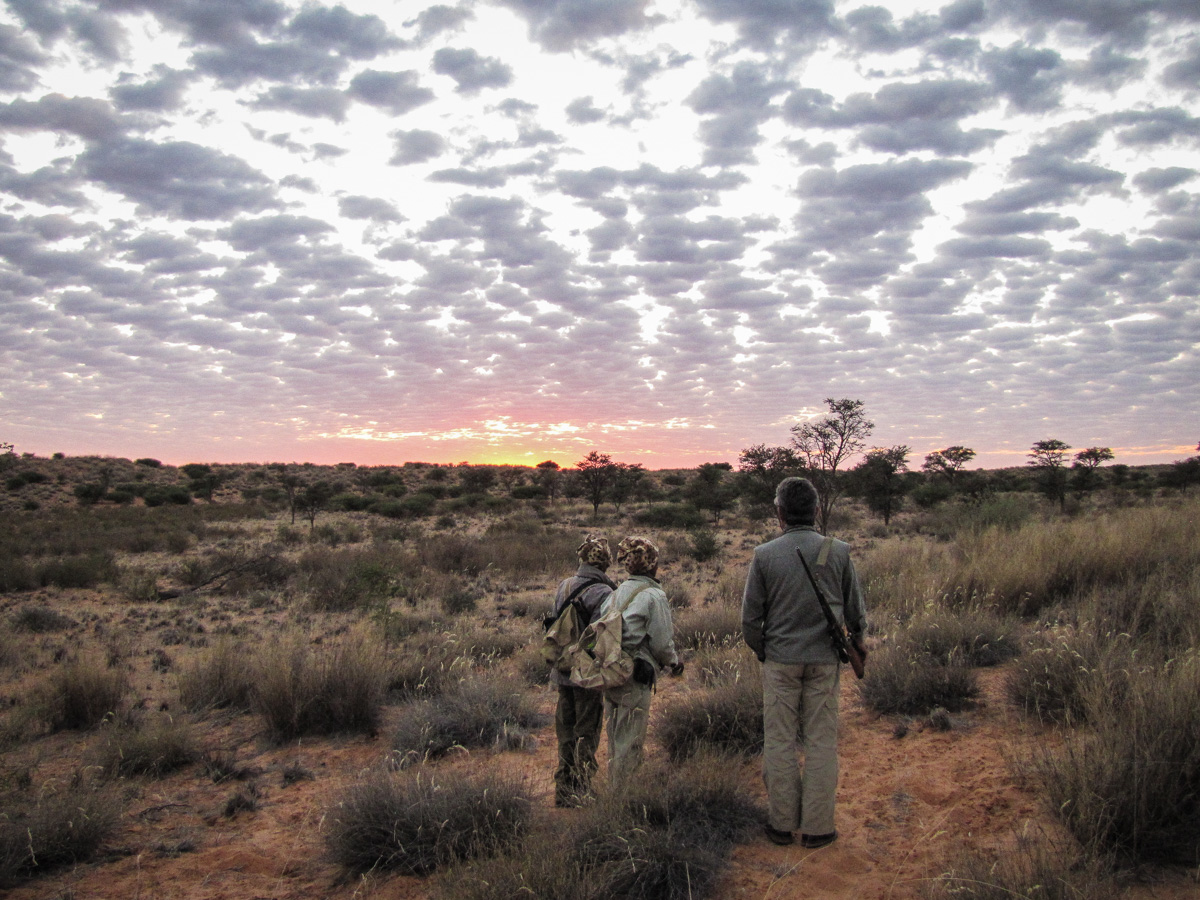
[541, 578, 606, 673]
[566, 583, 651, 690]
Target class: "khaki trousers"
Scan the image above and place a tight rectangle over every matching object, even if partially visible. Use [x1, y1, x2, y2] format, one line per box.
[762, 661, 840, 835]
[604, 681, 652, 790]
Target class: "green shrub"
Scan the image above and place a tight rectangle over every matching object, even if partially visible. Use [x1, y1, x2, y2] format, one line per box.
[634, 503, 706, 529]
[119, 566, 160, 602]
[399, 492, 438, 517]
[252, 631, 390, 741]
[689, 528, 720, 562]
[392, 674, 546, 766]
[143, 485, 192, 506]
[326, 768, 531, 875]
[32, 656, 129, 731]
[857, 644, 978, 716]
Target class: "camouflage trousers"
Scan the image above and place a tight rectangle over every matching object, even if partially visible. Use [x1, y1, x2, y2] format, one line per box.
[762, 661, 840, 835]
[555, 684, 603, 805]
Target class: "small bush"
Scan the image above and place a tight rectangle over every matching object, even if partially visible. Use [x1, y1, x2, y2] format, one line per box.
[98, 716, 199, 777]
[0, 554, 36, 592]
[1031, 652, 1200, 865]
[326, 768, 531, 875]
[32, 656, 129, 731]
[11, 604, 75, 633]
[903, 608, 1021, 667]
[439, 754, 762, 900]
[693, 643, 757, 687]
[35, 552, 116, 589]
[656, 671, 764, 761]
[689, 529, 720, 562]
[0, 782, 122, 886]
[998, 628, 1118, 729]
[441, 585, 479, 615]
[252, 631, 390, 740]
[633, 503, 706, 529]
[120, 567, 160, 603]
[73, 482, 107, 505]
[392, 674, 546, 766]
[857, 644, 979, 716]
[674, 602, 742, 651]
[177, 637, 257, 712]
[582, 754, 764, 897]
[294, 546, 396, 611]
[922, 832, 1119, 900]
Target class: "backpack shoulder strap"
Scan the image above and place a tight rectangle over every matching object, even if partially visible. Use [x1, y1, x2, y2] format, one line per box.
[566, 577, 603, 604]
[614, 582, 652, 616]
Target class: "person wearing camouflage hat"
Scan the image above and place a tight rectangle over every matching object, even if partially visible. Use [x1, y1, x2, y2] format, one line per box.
[547, 534, 617, 806]
[600, 535, 683, 789]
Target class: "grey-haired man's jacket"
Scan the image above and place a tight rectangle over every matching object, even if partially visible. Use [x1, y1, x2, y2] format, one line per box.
[742, 526, 866, 666]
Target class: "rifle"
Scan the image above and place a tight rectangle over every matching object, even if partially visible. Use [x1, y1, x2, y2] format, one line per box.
[795, 547, 867, 680]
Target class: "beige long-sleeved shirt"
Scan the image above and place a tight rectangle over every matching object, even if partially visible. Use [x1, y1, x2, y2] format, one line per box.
[599, 574, 679, 673]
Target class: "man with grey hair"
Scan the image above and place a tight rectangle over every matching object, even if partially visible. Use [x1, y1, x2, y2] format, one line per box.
[742, 477, 867, 849]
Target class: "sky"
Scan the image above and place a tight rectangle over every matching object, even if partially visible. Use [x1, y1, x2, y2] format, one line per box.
[0, 0, 1197, 471]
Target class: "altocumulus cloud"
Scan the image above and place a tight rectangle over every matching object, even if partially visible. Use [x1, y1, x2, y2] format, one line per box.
[0, 0, 1196, 468]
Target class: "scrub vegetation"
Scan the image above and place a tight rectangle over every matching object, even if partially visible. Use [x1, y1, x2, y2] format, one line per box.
[0, 449, 1198, 898]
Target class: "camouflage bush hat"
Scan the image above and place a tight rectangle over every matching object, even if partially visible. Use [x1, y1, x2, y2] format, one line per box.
[577, 534, 612, 568]
[617, 536, 659, 575]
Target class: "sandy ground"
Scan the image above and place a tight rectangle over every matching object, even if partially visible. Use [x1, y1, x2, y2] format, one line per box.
[7, 660, 1199, 900]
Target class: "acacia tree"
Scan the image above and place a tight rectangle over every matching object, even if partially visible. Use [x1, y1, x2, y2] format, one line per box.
[534, 460, 561, 501]
[1072, 447, 1114, 493]
[609, 462, 646, 514]
[1028, 439, 1071, 510]
[576, 451, 616, 519]
[736, 444, 801, 514]
[922, 446, 976, 483]
[689, 462, 738, 525]
[296, 480, 335, 531]
[789, 398, 874, 533]
[852, 446, 911, 526]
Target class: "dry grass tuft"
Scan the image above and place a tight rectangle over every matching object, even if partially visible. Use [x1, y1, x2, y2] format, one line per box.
[326, 767, 531, 876]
